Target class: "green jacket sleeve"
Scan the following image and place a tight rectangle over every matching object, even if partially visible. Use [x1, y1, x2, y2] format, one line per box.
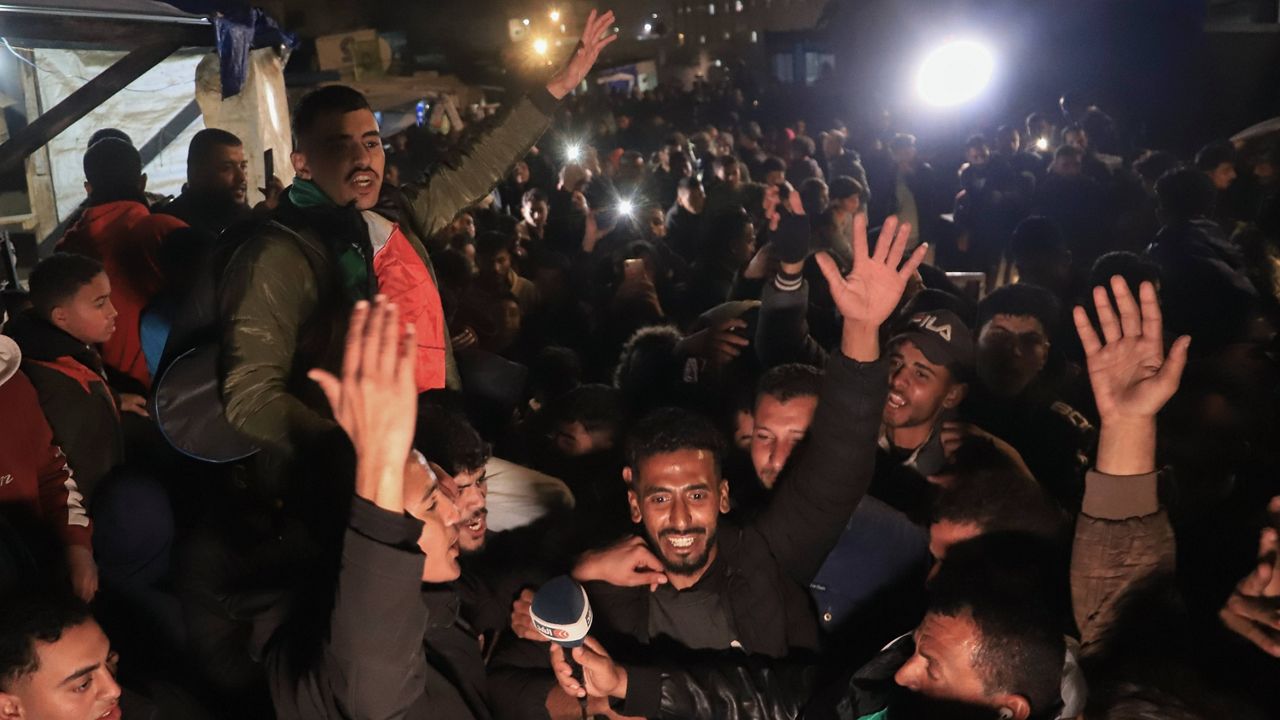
[218, 232, 336, 453]
[399, 90, 559, 241]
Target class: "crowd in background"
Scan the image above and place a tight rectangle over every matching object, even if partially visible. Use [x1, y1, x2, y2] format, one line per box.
[2, 12, 1280, 719]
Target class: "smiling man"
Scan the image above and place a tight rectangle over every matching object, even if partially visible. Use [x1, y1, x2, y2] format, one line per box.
[217, 11, 617, 498]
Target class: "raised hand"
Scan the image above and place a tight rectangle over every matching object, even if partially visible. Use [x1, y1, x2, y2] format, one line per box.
[815, 214, 927, 329]
[1220, 496, 1280, 657]
[546, 10, 619, 99]
[308, 297, 418, 512]
[1073, 278, 1190, 425]
[572, 535, 669, 591]
[550, 636, 627, 700]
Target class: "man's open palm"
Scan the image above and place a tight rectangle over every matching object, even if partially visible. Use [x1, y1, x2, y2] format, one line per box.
[1073, 278, 1190, 423]
[815, 214, 927, 328]
[547, 10, 619, 99]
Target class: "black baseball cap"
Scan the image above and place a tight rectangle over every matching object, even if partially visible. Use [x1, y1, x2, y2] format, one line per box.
[889, 309, 974, 378]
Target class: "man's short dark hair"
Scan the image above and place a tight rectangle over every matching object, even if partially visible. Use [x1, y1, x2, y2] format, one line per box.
[965, 135, 989, 152]
[798, 178, 828, 216]
[1155, 167, 1215, 222]
[187, 127, 243, 171]
[1194, 141, 1235, 172]
[522, 187, 548, 207]
[0, 591, 93, 690]
[791, 136, 816, 159]
[626, 407, 725, 477]
[756, 363, 822, 405]
[293, 84, 372, 141]
[475, 230, 516, 258]
[550, 383, 624, 435]
[761, 155, 787, 176]
[928, 535, 1068, 718]
[704, 208, 753, 262]
[28, 253, 105, 320]
[933, 439, 1067, 540]
[83, 138, 142, 195]
[415, 403, 491, 475]
[87, 128, 132, 150]
[977, 284, 1061, 341]
[1089, 252, 1161, 298]
[614, 325, 685, 412]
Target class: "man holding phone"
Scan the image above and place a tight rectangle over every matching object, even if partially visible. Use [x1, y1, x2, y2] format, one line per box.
[158, 128, 284, 237]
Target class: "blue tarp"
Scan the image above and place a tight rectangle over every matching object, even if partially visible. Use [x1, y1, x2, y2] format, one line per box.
[163, 1, 297, 97]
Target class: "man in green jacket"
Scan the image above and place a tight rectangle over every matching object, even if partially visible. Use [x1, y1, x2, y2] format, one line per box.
[217, 11, 618, 496]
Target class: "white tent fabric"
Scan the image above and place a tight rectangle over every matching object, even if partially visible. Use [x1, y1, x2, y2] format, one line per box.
[34, 48, 204, 222]
[195, 47, 294, 197]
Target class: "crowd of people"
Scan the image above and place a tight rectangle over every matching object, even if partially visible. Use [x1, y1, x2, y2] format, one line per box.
[2, 8, 1280, 719]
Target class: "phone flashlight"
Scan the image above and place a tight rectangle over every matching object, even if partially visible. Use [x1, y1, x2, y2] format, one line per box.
[1035, 137, 1049, 152]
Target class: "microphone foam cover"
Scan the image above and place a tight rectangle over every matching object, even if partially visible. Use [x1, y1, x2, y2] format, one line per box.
[530, 575, 593, 647]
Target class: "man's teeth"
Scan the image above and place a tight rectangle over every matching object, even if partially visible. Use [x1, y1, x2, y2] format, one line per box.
[667, 535, 696, 549]
[354, 175, 375, 188]
[887, 393, 906, 409]
[467, 518, 483, 531]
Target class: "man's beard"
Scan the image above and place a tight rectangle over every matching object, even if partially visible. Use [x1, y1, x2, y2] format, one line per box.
[646, 526, 718, 576]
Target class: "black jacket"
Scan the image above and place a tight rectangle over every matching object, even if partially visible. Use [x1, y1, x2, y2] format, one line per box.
[5, 311, 122, 499]
[489, 352, 889, 719]
[614, 634, 915, 720]
[267, 498, 490, 720]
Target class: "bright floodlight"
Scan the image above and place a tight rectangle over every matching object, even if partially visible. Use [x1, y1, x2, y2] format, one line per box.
[617, 199, 634, 217]
[533, 38, 549, 56]
[1035, 137, 1049, 151]
[564, 143, 581, 161]
[915, 40, 994, 107]
[549, 9, 560, 22]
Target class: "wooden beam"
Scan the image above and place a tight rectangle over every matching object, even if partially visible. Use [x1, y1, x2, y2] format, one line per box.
[0, 42, 182, 175]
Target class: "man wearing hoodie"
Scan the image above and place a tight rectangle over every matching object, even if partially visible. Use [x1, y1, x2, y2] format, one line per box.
[56, 139, 188, 392]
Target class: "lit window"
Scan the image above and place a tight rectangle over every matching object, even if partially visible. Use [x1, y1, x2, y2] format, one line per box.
[708, 2, 715, 14]
[751, 30, 758, 42]
[700, 34, 707, 44]
[735, 0, 744, 11]
[678, 32, 686, 45]
[723, 30, 731, 39]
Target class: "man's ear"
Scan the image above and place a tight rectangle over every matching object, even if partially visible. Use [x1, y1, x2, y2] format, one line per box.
[138, 173, 148, 193]
[83, 181, 92, 196]
[623, 468, 642, 524]
[718, 478, 730, 514]
[993, 693, 1031, 720]
[291, 150, 311, 180]
[0, 692, 22, 719]
[942, 382, 968, 409]
[49, 305, 69, 333]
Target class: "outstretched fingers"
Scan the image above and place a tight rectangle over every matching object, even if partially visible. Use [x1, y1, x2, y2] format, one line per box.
[1073, 305, 1102, 357]
[871, 216, 899, 265]
[1092, 285, 1121, 344]
[851, 212, 870, 266]
[1138, 280, 1164, 343]
[1110, 275, 1142, 340]
[897, 242, 928, 280]
[815, 251, 844, 292]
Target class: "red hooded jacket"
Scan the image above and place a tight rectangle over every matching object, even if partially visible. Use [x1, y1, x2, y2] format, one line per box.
[57, 199, 187, 390]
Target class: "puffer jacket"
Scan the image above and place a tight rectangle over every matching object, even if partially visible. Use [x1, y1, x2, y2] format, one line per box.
[217, 90, 560, 465]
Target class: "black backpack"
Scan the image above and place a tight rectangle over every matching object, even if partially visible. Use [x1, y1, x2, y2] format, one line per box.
[150, 219, 326, 463]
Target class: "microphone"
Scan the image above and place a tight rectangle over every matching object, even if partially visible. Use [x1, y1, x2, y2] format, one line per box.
[531, 575, 593, 718]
